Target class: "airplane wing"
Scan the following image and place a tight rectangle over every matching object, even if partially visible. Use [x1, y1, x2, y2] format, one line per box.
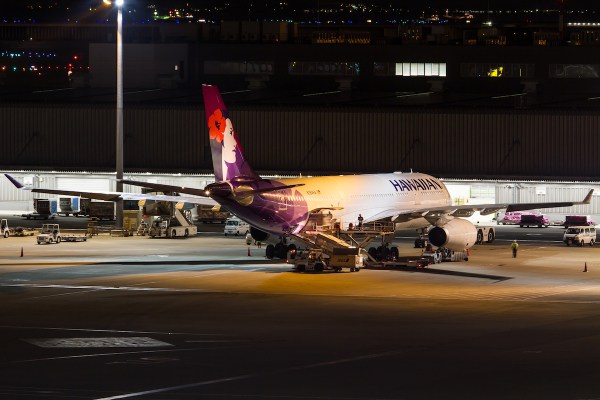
[380, 189, 594, 224]
[122, 178, 304, 198]
[4, 174, 218, 207]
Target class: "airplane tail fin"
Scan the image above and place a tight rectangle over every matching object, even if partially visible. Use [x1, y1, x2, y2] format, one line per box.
[202, 85, 258, 182]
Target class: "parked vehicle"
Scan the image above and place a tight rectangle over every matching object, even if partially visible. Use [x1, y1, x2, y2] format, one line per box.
[223, 217, 250, 236]
[564, 215, 596, 228]
[37, 224, 62, 244]
[292, 247, 363, 273]
[0, 219, 9, 238]
[519, 214, 550, 228]
[563, 226, 596, 246]
[498, 211, 530, 225]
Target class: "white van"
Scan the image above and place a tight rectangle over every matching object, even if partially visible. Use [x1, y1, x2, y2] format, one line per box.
[563, 226, 596, 246]
[223, 217, 250, 236]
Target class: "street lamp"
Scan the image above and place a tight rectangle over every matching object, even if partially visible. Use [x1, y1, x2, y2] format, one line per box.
[104, 0, 124, 228]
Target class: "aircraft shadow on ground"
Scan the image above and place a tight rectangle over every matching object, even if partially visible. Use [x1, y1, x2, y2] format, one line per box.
[373, 266, 512, 282]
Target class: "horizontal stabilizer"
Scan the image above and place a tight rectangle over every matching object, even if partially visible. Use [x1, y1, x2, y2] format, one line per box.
[233, 183, 305, 197]
[204, 181, 305, 198]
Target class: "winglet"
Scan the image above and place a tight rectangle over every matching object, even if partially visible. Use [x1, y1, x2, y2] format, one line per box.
[4, 174, 24, 189]
[581, 189, 594, 205]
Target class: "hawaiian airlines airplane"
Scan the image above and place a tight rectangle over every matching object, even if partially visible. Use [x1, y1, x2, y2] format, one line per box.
[5, 85, 593, 253]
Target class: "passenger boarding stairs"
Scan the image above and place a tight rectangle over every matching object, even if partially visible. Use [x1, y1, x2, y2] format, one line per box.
[171, 208, 194, 227]
[294, 215, 396, 262]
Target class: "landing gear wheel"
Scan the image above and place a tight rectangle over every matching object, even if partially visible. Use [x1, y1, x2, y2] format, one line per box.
[390, 246, 399, 260]
[487, 230, 495, 243]
[265, 244, 275, 259]
[286, 244, 297, 259]
[274, 243, 287, 259]
[476, 230, 483, 244]
[368, 247, 377, 260]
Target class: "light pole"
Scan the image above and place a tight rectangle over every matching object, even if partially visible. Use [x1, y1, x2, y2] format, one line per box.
[104, 0, 124, 228]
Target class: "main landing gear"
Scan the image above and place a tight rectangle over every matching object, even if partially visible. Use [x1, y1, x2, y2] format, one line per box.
[266, 240, 297, 260]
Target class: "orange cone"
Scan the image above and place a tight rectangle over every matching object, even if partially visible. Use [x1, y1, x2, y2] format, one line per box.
[20, 247, 23, 257]
[584, 262, 588, 272]
[248, 246, 251, 256]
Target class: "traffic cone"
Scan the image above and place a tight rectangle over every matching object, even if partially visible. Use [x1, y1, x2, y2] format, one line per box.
[20, 247, 23, 257]
[248, 246, 251, 256]
[584, 262, 588, 272]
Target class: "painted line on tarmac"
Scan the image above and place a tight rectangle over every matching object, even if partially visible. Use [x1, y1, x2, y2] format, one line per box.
[95, 374, 257, 400]
[94, 348, 412, 399]
[1, 283, 206, 293]
[0, 325, 226, 336]
[11, 346, 240, 364]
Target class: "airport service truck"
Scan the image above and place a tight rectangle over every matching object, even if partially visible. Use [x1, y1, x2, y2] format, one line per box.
[148, 211, 197, 239]
[564, 215, 595, 228]
[519, 214, 550, 228]
[37, 224, 62, 244]
[475, 226, 496, 244]
[292, 247, 363, 273]
[37, 224, 87, 244]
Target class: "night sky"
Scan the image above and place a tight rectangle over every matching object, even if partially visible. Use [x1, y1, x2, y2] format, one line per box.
[4, 1, 600, 23]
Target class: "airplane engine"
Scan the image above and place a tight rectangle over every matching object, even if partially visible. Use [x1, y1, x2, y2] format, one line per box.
[428, 218, 477, 251]
[250, 226, 270, 242]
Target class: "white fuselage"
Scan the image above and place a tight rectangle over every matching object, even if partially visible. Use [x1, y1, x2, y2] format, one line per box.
[276, 172, 451, 230]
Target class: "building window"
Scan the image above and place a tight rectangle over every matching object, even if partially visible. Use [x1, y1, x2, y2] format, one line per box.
[549, 64, 600, 78]
[288, 61, 360, 76]
[460, 63, 533, 78]
[375, 62, 446, 77]
[203, 61, 273, 75]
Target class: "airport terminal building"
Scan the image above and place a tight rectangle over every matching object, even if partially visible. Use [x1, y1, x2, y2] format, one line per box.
[1, 18, 600, 217]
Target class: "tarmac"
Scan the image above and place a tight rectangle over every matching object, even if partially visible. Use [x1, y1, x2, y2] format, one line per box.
[1, 229, 600, 399]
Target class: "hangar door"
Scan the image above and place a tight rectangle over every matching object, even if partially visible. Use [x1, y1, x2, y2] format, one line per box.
[56, 178, 111, 192]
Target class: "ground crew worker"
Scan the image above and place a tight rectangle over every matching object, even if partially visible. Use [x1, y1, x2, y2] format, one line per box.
[511, 240, 519, 258]
[357, 214, 364, 230]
